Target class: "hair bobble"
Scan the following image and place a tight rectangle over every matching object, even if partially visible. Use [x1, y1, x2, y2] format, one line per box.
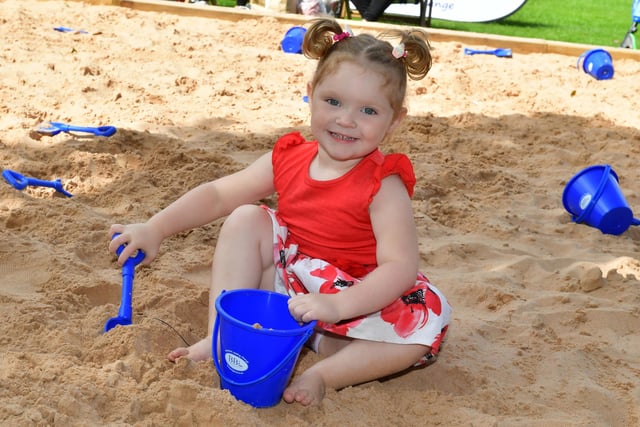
[333, 26, 354, 42]
[392, 42, 407, 59]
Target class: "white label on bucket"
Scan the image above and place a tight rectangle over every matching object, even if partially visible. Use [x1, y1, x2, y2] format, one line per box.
[579, 194, 592, 210]
[225, 351, 249, 373]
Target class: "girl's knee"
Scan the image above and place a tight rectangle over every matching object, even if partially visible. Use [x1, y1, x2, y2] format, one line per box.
[223, 205, 270, 231]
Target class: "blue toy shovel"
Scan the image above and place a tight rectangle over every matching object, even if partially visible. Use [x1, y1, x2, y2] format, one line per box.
[53, 26, 88, 34]
[38, 122, 117, 137]
[104, 234, 146, 333]
[464, 47, 513, 58]
[2, 169, 73, 197]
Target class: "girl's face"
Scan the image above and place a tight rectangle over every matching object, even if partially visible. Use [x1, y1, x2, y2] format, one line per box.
[307, 61, 406, 166]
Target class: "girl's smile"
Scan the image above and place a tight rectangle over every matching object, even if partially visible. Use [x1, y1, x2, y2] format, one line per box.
[328, 131, 357, 143]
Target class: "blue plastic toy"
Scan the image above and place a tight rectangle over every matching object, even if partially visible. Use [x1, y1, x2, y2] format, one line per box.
[54, 26, 88, 34]
[464, 47, 512, 58]
[2, 169, 73, 197]
[104, 233, 146, 332]
[38, 122, 116, 137]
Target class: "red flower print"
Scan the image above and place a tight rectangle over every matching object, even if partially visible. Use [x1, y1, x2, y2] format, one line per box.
[381, 286, 441, 338]
[310, 266, 356, 294]
[310, 265, 363, 334]
[319, 316, 365, 336]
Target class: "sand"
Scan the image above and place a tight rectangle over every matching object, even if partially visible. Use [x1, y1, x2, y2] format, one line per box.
[1, 1, 640, 426]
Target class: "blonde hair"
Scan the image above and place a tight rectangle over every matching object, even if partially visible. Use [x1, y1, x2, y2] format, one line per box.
[302, 18, 432, 113]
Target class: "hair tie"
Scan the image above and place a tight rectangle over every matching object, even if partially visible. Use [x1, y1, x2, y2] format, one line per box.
[333, 26, 354, 42]
[392, 42, 407, 59]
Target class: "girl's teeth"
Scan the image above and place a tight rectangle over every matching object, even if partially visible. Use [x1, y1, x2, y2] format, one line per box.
[332, 132, 355, 141]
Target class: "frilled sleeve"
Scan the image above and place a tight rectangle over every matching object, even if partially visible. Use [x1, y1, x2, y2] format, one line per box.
[272, 132, 307, 168]
[377, 153, 416, 198]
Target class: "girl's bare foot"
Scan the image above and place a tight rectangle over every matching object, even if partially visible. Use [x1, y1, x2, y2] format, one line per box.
[282, 369, 326, 406]
[167, 337, 212, 362]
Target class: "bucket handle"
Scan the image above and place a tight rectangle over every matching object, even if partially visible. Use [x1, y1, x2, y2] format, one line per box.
[573, 165, 611, 224]
[576, 50, 591, 71]
[212, 312, 315, 388]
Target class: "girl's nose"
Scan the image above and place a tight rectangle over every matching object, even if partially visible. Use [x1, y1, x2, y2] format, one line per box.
[335, 109, 356, 127]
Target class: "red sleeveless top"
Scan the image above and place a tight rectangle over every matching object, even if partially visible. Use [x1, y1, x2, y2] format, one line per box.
[272, 132, 416, 277]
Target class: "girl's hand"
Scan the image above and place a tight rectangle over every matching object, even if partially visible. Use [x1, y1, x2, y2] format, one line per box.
[108, 223, 163, 266]
[288, 293, 342, 324]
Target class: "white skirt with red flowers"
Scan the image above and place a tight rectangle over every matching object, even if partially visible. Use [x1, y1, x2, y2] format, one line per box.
[264, 206, 452, 365]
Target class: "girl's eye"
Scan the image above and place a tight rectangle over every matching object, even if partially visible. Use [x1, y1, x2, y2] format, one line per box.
[362, 107, 377, 115]
[325, 98, 340, 107]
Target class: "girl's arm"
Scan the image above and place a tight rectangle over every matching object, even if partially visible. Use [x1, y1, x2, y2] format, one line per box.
[110, 151, 275, 263]
[334, 174, 419, 319]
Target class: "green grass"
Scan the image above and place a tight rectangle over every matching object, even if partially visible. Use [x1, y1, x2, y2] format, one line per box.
[209, 0, 236, 6]
[201, 0, 636, 47]
[412, 0, 634, 47]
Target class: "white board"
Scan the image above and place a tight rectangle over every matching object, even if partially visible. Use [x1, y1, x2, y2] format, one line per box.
[368, 0, 528, 23]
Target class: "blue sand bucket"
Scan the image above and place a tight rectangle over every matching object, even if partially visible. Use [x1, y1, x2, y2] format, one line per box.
[281, 26, 306, 54]
[562, 165, 640, 235]
[213, 289, 315, 408]
[576, 49, 614, 80]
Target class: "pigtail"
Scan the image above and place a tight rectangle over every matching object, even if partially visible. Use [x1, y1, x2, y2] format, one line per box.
[402, 30, 432, 80]
[302, 18, 343, 60]
[381, 29, 433, 81]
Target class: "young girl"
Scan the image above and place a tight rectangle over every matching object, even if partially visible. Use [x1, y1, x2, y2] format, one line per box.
[109, 18, 451, 406]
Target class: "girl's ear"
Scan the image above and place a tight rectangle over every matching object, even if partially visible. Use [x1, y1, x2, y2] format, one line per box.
[388, 107, 407, 134]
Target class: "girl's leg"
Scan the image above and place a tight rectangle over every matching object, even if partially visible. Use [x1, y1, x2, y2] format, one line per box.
[167, 205, 276, 362]
[283, 338, 428, 406]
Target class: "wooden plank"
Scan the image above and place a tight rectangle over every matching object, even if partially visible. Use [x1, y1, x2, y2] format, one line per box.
[58, 0, 640, 61]
[81, 0, 122, 4]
